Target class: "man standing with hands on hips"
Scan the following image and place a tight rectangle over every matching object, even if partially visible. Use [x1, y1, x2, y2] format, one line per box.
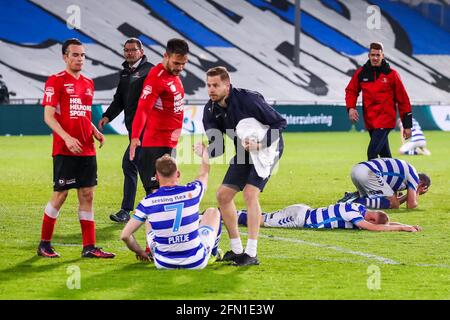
[98, 38, 153, 223]
[345, 42, 412, 160]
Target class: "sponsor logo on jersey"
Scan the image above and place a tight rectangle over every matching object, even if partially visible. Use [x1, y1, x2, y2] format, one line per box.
[64, 83, 75, 94]
[45, 87, 54, 103]
[69, 97, 91, 117]
[141, 85, 152, 99]
[173, 93, 184, 113]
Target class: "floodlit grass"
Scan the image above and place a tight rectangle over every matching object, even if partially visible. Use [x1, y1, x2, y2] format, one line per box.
[0, 131, 448, 299]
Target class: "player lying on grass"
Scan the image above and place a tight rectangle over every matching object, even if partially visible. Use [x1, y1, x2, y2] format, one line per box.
[337, 158, 430, 209]
[236, 202, 421, 232]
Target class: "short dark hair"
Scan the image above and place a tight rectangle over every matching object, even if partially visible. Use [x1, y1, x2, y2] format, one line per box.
[418, 173, 431, 188]
[369, 42, 384, 51]
[62, 38, 83, 55]
[124, 37, 143, 49]
[155, 154, 178, 178]
[166, 38, 189, 56]
[206, 66, 230, 82]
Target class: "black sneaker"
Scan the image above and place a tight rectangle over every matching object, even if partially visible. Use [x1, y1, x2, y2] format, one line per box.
[81, 246, 115, 259]
[218, 250, 244, 262]
[232, 253, 259, 266]
[110, 209, 130, 223]
[37, 244, 60, 258]
[337, 191, 359, 203]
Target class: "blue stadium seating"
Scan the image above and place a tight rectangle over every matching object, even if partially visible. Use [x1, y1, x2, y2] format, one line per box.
[0, 0, 92, 44]
[371, 0, 450, 54]
[246, 0, 367, 55]
[143, 0, 232, 48]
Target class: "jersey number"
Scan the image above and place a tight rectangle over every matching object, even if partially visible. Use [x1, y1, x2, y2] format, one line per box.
[164, 203, 185, 232]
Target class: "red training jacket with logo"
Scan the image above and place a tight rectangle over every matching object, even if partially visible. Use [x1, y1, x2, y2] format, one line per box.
[345, 60, 411, 130]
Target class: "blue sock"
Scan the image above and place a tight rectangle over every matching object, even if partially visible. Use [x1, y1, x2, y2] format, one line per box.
[378, 197, 391, 209]
[237, 210, 248, 226]
[354, 197, 390, 209]
[354, 197, 368, 206]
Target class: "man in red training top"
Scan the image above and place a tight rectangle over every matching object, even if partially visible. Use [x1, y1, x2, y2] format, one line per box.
[130, 38, 189, 195]
[37, 38, 115, 259]
[345, 42, 412, 160]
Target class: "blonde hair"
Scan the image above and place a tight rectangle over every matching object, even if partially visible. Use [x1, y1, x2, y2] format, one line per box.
[206, 66, 230, 82]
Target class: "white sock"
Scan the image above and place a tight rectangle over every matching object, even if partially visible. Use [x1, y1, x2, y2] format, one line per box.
[45, 202, 60, 219]
[245, 239, 258, 257]
[230, 238, 243, 254]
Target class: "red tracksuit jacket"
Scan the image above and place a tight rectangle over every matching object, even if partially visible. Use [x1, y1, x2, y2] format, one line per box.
[345, 60, 411, 130]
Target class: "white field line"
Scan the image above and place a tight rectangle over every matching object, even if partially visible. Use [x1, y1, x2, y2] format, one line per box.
[248, 232, 450, 269]
[242, 232, 401, 265]
[17, 238, 450, 269]
[52, 243, 80, 247]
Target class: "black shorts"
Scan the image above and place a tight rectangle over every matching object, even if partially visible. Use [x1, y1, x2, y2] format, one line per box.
[53, 155, 97, 191]
[139, 147, 175, 194]
[222, 163, 267, 192]
[223, 139, 283, 192]
[222, 158, 280, 192]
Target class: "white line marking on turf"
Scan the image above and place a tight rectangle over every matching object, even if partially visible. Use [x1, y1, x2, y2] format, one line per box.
[52, 243, 79, 247]
[242, 232, 401, 265]
[414, 263, 450, 269]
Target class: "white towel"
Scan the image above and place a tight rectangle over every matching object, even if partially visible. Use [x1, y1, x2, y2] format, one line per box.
[235, 118, 279, 179]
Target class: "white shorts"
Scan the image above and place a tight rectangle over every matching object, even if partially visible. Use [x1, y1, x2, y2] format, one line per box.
[351, 164, 394, 199]
[399, 140, 426, 153]
[147, 226, 217, 270]
[263, 204, 311, 228]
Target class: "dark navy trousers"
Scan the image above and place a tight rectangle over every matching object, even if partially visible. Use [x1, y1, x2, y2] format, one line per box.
[121, 144, 143, 212]
[367, 128, 392, 160]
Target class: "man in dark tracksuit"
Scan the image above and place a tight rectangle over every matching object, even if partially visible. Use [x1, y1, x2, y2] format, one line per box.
[98, 38, 153, 223]
[203, 67, 287, 266]
[345, 42, 412, 160]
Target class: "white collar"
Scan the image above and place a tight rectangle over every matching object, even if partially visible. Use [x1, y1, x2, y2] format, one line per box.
[129, 58, 142, 69]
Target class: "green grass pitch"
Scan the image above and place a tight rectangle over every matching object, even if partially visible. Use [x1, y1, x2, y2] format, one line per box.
[0, 131, 449, 299]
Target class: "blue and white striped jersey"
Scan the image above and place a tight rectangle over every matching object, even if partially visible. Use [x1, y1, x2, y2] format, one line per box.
[410, 118, 426, 143]
[133, 180, 206, 269]
[359, 158, 420, 192]
[304, 203, 366, 229]
[400, 118, 426, 143]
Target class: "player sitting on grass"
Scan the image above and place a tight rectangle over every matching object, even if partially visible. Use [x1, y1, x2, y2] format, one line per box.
[397, 118, 431, 156]
[120, 143, 222, 269]
[337, 158, 430, 209]
[237, 202, 421, 232]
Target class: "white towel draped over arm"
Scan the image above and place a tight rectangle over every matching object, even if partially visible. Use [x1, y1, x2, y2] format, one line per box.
[236, 118, 280, 179]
